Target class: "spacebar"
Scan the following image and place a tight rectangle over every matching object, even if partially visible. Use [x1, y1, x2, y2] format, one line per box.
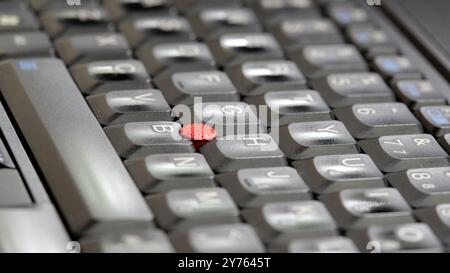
[0, 58, 153, 235]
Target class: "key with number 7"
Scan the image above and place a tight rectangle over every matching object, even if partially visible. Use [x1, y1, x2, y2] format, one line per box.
[359, 134, 449, 172]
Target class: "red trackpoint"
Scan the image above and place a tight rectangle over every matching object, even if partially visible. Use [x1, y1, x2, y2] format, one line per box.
[179, 124, 216, 149]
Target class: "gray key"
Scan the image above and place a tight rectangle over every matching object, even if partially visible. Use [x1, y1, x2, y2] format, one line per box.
[242, 200, 337, 245]
[347, 25, 397, 56]
[415, 204, 450, 245]
[279, 121, 358, 160]
[55, 33, 132, 65]
[349, 223, 442, 253]
[87, 89, 171, 125]
[70, 60, 151, 95]
[373, 55, 422, 80]
[104, 121, 195, 159]
[280, 237, 359, 253]
[393, 79, 447, 110]
[438, 133, 450, 155]
[81, 228, 174, 253]
[119, 15, 195, 47]
[147, 188, 240, 230]
[250, 0, 320, 26]
[217, 167, 312, 208]
[0, 59, 152, 235]
[311, 72, 394, 108]
[359, 134, 449, 172]
[185, 102, 264, 137]
[418, 106, 450, 137]
[154, 70, 239, 105]
[334, 103, 422, 139]
[0, 2, 39, 32]
[171, 223, 264, 253]
[189, 7, 261, 39]
[326, 2, 369, 27]
[289, 44, 367, 79]
[207, 32, 283, 66]
[0, 32, 52, 60]
[200, 134, 287, 172]
[0, 169, 32, 207]
[226, 60, 306, 96]
[293, 154, 385, 194]
[321, 188, 413, 230]
[0, 205, 70, 253]
[125, 153, 215, 193]
[104, 0, 174, 21]
[245, 90, 331, 126]
[40, 6, 113, 38]
[387, 167, 450, 208]
[270, 18, 343, 51]
[137, 41, 216, 76]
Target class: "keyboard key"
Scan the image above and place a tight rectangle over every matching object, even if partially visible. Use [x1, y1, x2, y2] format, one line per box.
[86, 89, 171, 125]
[55, 33, 132, 65]
[393, 79, 447, 109]
[0, 2, 39, 32]
[347, 25, 397, 56]
[373, 55, 422, 80]
[321, 188, 413, 230]
[174, 0, 242, 11]
[208, 32, 283, 66]
[0, 169, 32, 207]
[0, 59, 153, 234]
[270, 18, 343, 51]
[125, 153, 215, 193]
[327, 3, 369, 27]
[170, 223, 264, 253]
[70, 60, 151, 94]
[104, 121, 195, 158]
[217, 167, 312, 208]
[81, 228, 174, 253]
[40, 6, 114, 38]
[290, 44, 367, 78]
[147, 188, 240, 230]
[186, 102, 264, 136]
[201, 134, 287, 172]
[282, 237, 359, 253]
[245, 90, 331, 126]
[415, 204, 450, 245]
[189, 7, 261, 39]
[387, 167, 450, 208]
[226, 60, 307, 96]
[418, 106, 450, 137]
[104, 0, 174, 21]
[438, 134, 450, 155]
[349, 223, 442, 253]
[0, 205, 70, 252]
[250, 0, 319, 25]
[312, 72, 394, 108]
[359, 134, 449, 172]
[242, 200, 337, 244]
[30, 0, 100, 12]
[154, 70, 239, 105]
[119, 15, 195, 48]
[137, 41, 216, 75]
[0, 32, 52, 60]
[293, 154, 385, 194]
[334, 103, 422, 139]
[279, 121, 358, 160]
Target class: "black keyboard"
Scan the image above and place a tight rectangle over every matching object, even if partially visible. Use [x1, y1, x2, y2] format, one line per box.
[0, 0, 450, 253]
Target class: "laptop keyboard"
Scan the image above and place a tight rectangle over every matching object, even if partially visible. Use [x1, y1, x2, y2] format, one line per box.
[0, 0, 450, 253]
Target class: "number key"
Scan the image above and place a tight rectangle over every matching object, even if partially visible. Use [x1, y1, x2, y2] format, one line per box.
[359, 134, 449, 172]
[387, 167, 450, 208]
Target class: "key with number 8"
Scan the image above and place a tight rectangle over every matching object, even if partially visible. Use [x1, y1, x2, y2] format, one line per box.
[359, 134, 449, 172]
[387, 167, 450, 207]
